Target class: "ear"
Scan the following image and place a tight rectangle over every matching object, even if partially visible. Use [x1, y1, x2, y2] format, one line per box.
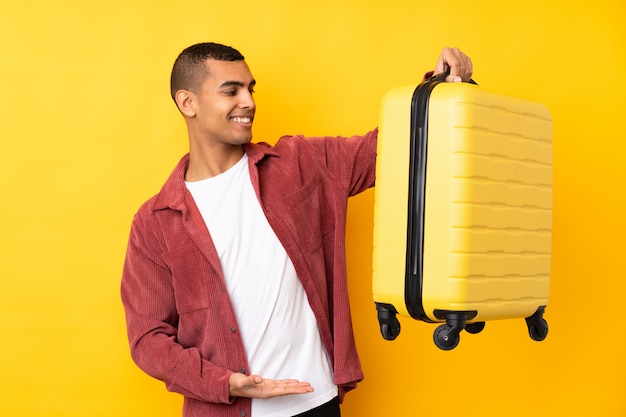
[175, 90, 196, 117]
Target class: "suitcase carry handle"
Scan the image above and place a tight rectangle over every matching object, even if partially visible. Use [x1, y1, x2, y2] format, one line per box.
[427, 70, 477, 85]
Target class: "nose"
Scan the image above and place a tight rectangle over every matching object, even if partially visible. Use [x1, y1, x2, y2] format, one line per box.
[240, 90, 255, 110]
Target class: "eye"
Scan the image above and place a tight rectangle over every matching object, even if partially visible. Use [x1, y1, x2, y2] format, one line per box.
[224, 89, 237, 97]
[249, 88, 255, 95]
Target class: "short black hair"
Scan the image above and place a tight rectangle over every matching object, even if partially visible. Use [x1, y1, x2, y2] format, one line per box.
[170, 42, 245, 101]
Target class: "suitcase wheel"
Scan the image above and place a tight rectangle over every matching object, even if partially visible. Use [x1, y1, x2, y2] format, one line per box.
[433, 324, 461, 350]
[464, 321, 486, 334]
[432, 312, 475, 350]
[375, 303, 401, 340]
[381, 322, 401, 340]
[433, 321, 485, 350]
[525, 306, 549, 342]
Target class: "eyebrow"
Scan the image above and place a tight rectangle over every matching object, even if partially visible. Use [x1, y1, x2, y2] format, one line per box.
[219, 80, 256, 89]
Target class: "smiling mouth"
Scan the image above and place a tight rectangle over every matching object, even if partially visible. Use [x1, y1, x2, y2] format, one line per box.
[231, 116, 253, 124]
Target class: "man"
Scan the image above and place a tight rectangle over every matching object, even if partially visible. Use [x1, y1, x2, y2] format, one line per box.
[121, 42, 472, 417]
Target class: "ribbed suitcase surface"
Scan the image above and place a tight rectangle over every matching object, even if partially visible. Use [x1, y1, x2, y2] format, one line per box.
[372, 77, 553, 350]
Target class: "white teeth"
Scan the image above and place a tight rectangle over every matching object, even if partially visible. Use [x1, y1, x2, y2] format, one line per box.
[232, 117, 251, 123]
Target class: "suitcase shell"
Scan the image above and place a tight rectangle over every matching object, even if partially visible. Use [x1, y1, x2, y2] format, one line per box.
[372, 75, 553, 349]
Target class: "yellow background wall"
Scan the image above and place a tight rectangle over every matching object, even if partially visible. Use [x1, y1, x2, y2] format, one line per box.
[1, 1, 624, 416]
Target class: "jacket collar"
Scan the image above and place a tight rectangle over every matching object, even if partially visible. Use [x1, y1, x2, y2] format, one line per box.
[152, 142, 279, 211]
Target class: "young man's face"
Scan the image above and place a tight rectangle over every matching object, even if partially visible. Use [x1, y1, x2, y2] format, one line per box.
[193, 59, 256, 147]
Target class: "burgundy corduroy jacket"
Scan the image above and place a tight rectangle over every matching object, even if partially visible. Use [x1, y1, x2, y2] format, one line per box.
[121, 129, 378, 417]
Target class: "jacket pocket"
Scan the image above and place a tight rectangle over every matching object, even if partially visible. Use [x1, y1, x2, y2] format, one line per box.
[281, 173, 329, 255]
[163, 244, 216, 314]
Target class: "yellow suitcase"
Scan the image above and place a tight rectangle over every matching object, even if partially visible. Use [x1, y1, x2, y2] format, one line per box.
[372, 74, 553, 350]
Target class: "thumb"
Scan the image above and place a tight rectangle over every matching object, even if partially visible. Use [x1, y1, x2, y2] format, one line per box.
[445, 74, 462, 83]
[434, 58, 448, 77]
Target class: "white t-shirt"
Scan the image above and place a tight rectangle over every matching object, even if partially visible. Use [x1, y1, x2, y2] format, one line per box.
[185, 153, 337, 416]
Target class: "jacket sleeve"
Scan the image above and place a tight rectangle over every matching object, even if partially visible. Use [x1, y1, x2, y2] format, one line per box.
[344, 128, 378, 196]
[120, 209, 234, 404]
[297, 128, 378, 197]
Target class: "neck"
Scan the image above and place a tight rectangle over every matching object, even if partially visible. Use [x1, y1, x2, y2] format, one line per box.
[185, 143, 245, 182]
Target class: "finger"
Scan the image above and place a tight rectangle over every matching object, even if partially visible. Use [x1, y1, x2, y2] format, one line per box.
[278, 382, 314, 394]
[434, 55, 448, 76]
[445, 74, 463, 82]
[439, 47, 473, 82]
[435, 47, 463, 79]
[241, 374, 263, 387]
[450, 47, 473, 82]
[434, 46, 452, 75]
[230, 373, 315, 399]
[446, 47, 465, 79]
[272, 379, 313, 391]
[260, 378, 314, 398]
[230, 373, 262, 391]
[465, 55, 473, 81]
